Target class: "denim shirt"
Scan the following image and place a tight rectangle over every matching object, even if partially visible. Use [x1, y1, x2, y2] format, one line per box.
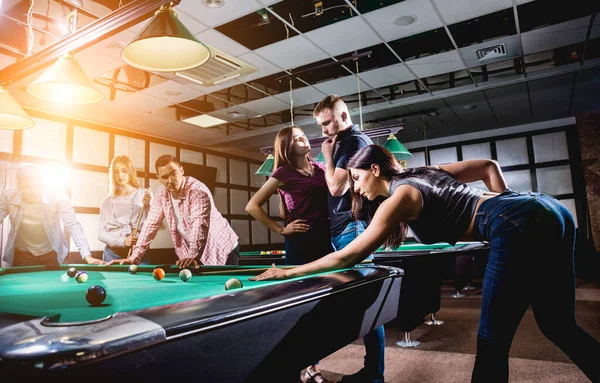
[0, 188, 92, 267]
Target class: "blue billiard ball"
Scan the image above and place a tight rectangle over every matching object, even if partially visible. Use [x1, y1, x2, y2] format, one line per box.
[86, 285, 106, 306]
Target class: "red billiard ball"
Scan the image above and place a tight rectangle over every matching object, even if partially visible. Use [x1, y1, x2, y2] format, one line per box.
[153, 268, 165, 281]
[86, 285, 106, 306]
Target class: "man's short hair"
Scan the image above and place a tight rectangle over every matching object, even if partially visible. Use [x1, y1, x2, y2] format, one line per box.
[313, 94, 344, 117]
[16, 166, 41, 182]
[155, 155, 180, 172]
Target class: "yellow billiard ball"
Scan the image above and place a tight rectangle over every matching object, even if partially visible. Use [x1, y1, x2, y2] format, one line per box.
[224, 278, 243, 291]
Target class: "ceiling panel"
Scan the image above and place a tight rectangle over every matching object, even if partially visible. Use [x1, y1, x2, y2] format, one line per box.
[253, 35, 329, 71]
[194, 29, 251, 57]
[143, 80, 206, 104]
[240, 96, 289, 116]
[406, 50, 466, 78]
[528, 72, 575, 121]
[444, 91, 500, 131]
[236, 52, 283, 82]
[274, 85, 325, 106]
[364, 0, 443, 43]
[521, 17, 590, 55]
[358, 63, 414, 89]
[485, 83, 533, 127]
[305, 16, 381, 57]
[176, 0, 262, 28]
[434, 0, 512, 24]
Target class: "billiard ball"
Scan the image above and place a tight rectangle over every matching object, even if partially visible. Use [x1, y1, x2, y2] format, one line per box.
[75, 271, 88, 283]
[128, 264, 138, 274]
[179, 269, 192, 282]
[0, 268, 5, 276]
[260, 251, 266, 255]
[66, 267, 78, 278]
[153, 267, 165, 281]
[86, 285, 106, 306]
[225, 278, 243, 291]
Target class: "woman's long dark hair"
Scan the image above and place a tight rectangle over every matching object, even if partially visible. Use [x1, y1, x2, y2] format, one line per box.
[347, 145, 409, 249]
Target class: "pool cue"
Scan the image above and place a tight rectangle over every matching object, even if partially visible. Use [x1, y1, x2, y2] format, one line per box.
[127, 193, 151, 258]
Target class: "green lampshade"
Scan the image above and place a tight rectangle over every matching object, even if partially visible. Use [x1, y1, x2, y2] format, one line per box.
[383, 134, 412, 161]
[255, 154, 274, 176]
[314, 151, 325, 163]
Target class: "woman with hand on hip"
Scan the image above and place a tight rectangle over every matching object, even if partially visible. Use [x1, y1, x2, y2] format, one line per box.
[246, 126, 334, 383]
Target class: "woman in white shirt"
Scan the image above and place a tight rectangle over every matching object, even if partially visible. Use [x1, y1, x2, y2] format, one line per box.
[99, 156, 151, 263]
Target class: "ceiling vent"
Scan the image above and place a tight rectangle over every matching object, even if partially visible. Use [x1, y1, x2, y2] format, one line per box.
[476, 44, 507, 61]
[175, 45, 258, 87]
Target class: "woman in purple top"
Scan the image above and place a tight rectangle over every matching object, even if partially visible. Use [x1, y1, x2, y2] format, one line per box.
[246, 126, 334, 383]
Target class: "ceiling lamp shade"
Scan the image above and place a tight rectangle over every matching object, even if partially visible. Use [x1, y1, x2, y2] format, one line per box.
[383, 134, 412, 161]
[122, 4, 210, 72]
[27, 53, 104, 105]
[0, 86, 35, 130]
[255, 154, 274, 176]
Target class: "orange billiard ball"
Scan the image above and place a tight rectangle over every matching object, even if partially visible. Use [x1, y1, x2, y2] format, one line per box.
[152, 267, 165, 281]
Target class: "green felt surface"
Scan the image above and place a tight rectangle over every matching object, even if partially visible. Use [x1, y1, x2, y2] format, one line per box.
[0, 265, 324, 323]
[376, 242, 472, 252]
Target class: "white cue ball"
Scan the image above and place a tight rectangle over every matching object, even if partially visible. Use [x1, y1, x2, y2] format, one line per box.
[179, 269, 192, 282]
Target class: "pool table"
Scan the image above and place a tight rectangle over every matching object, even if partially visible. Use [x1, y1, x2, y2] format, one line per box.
[0, 263, 402, 382]
[374, 241, 490, 333]
[239, 250, 286, 266]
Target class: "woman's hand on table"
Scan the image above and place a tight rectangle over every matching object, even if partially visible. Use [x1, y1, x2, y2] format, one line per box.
[249, 264, 289, 281]
[105, 258, 134, 266]
[84, 255, 106, 265]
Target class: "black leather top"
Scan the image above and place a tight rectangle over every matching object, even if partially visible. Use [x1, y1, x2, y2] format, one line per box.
[389, 167, 484, 245]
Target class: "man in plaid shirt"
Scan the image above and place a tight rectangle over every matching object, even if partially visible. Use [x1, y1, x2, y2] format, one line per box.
[1, 166, 102, 267]
[107, 155, 239, 267]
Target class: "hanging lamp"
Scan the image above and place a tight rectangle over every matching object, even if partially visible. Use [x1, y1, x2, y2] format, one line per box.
[383, 134, 412, 161]
[0, 86, 35, 129]
[27, 53, 104, 104]
[121, 3, 210, 72]
[255, 154, 274, 176]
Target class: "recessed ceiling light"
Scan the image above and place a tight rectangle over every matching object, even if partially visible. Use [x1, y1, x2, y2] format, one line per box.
[226, 111, 245, 118]
[463, 104, 477, 110]
[165, 90, 181, 96]
[394, 15, 416, 27]
[203, 0, 225, 8]
[183, 114, 228, 128]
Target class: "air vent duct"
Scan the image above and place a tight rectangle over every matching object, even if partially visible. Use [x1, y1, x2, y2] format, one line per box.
[175, 45, 257, 87]
[476, 44, 507, 61]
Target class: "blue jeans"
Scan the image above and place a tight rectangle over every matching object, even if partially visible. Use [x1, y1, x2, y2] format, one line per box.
[333, 220, 384, 381]
[472, 190, 600, 382]
[103, 246, 148, 264]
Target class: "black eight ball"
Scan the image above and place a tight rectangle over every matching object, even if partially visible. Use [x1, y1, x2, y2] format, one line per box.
[86, 285, 106, 306]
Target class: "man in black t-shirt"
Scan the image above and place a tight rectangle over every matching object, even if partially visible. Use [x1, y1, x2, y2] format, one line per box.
[314, 95, 384, 383]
